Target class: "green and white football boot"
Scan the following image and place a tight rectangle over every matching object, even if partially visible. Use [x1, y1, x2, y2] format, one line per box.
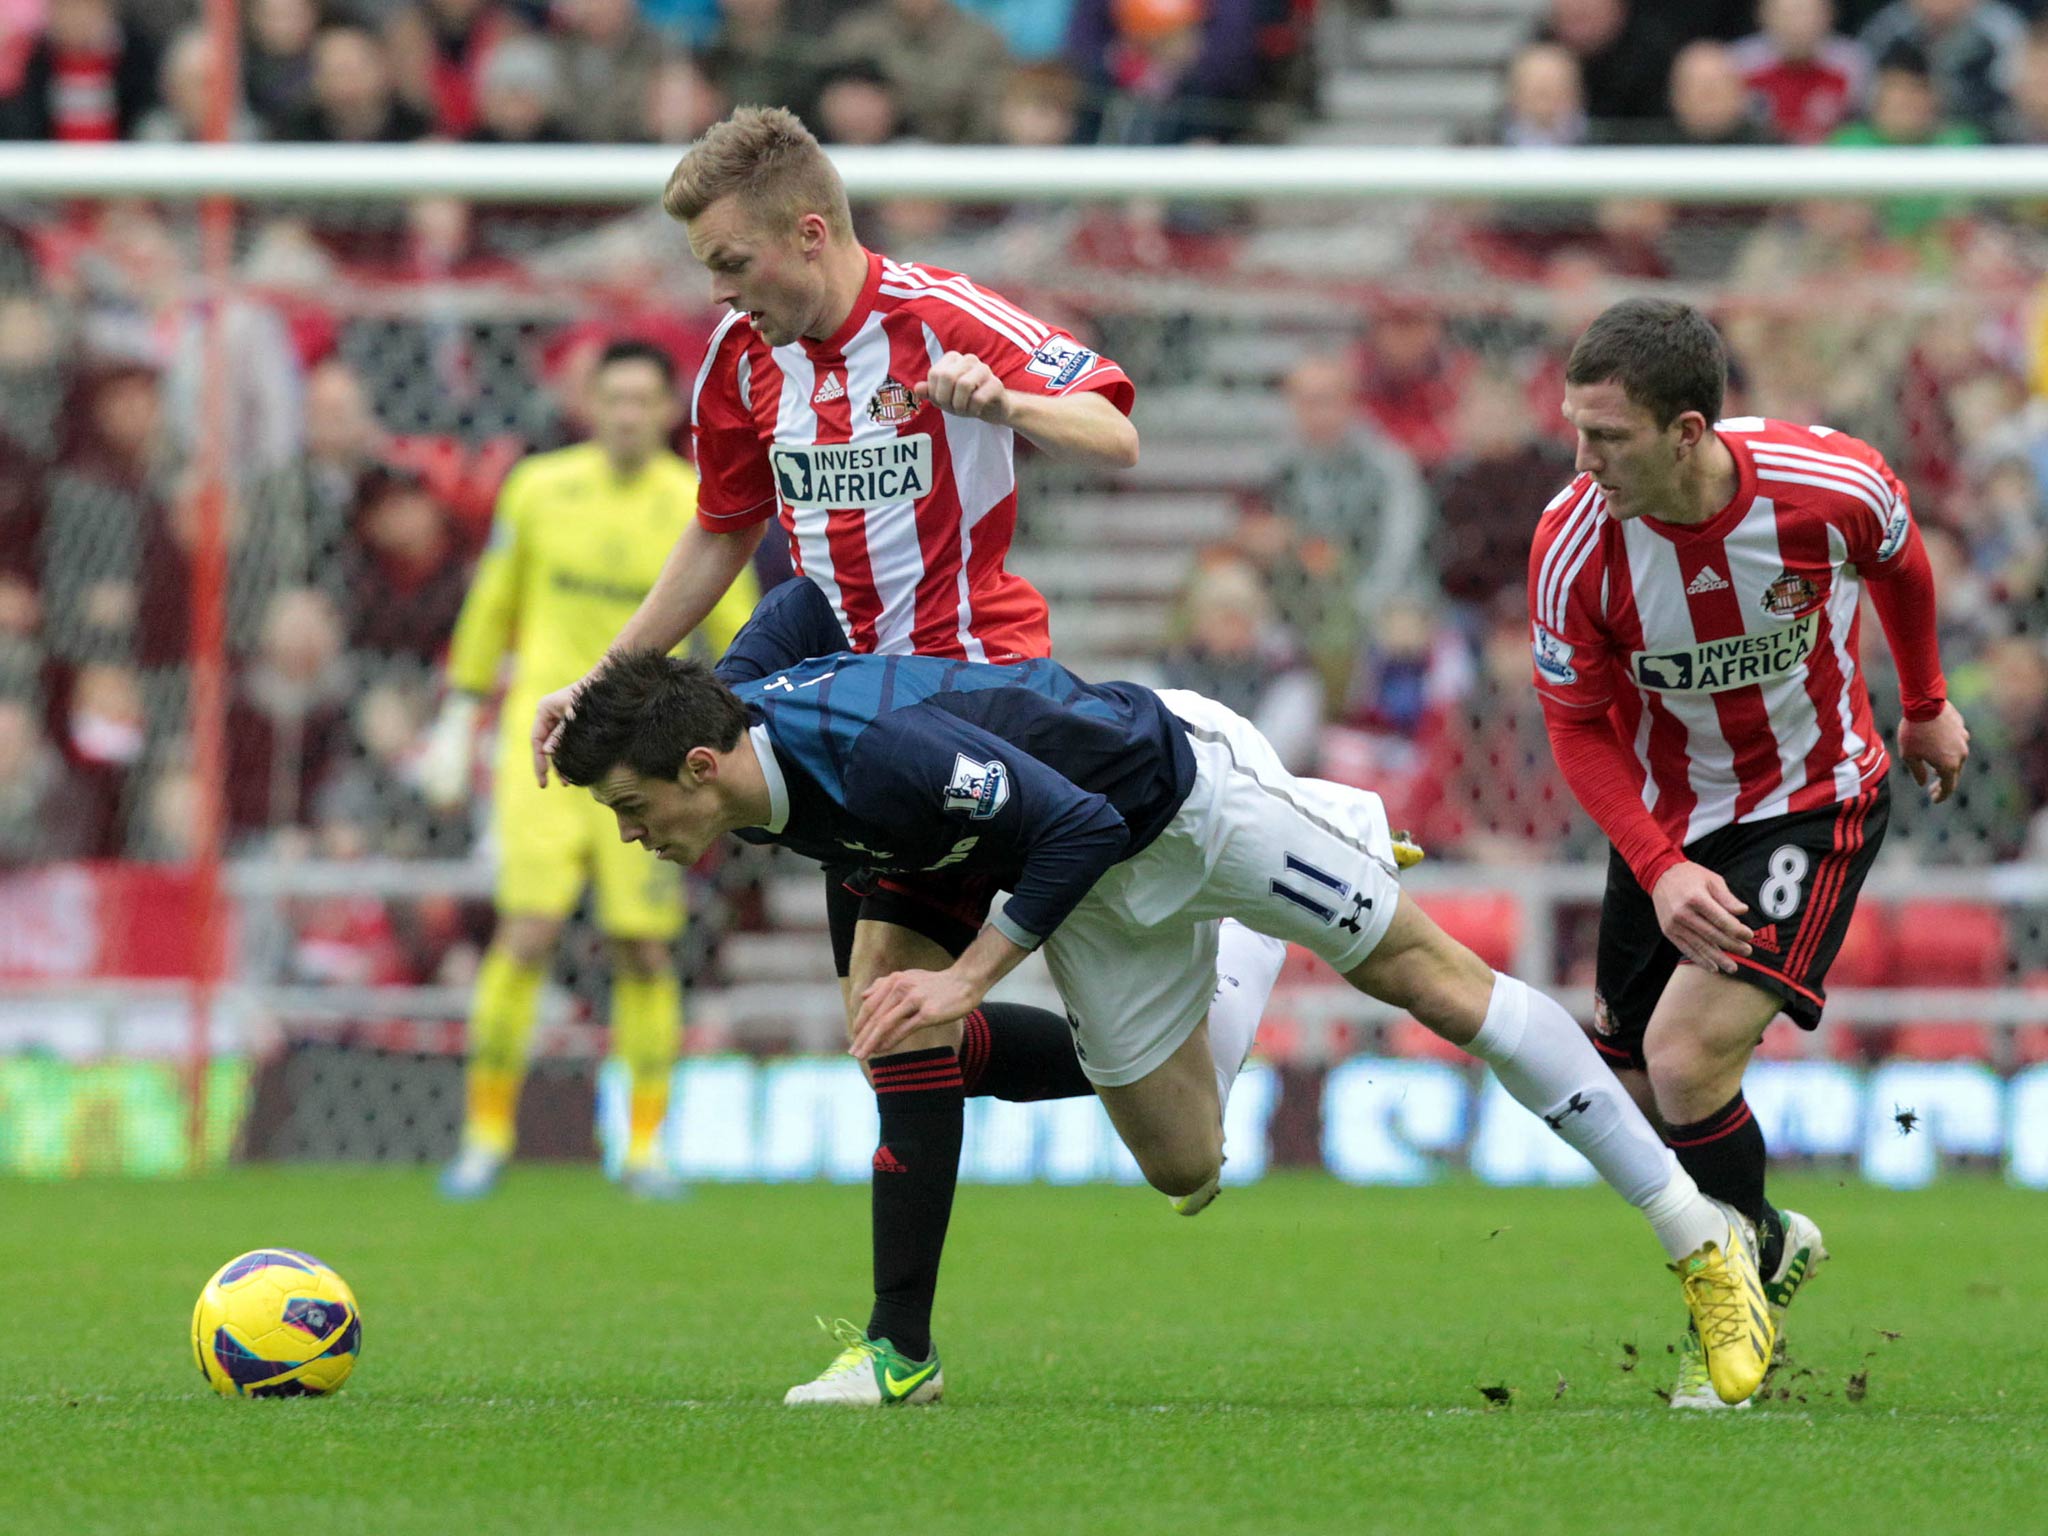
[1764, 1208, 1829, 1338]
[782, 1317, 944, 1407]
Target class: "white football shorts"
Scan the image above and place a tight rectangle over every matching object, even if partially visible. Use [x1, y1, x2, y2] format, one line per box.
[1042, 688, 1402, 1087]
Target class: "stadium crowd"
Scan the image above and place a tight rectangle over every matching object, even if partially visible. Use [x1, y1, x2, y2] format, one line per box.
[1, 0, 2047, 1020]
[0, 0, 1312, 150]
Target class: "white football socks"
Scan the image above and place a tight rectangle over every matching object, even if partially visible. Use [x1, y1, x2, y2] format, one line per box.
[1209, 919, 1287, 1111]
[1466, 971, 1726, 1262]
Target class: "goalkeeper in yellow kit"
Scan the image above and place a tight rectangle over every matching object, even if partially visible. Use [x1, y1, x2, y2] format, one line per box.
[421, 339, 758, 1199]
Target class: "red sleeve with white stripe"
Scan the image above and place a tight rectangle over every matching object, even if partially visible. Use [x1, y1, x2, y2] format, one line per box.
[1803, 428, 1948, 721]
[897, 263, 1136, 415]
[1541, 704, 1687, 893]
[1525, 477, 1622, 717]
[1527, 478, 1685, 890]
[690, 314, 777, 531]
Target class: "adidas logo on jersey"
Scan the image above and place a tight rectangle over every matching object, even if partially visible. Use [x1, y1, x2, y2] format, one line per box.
[1686, 566, 1731, 595]
[812, 373, 846, 405]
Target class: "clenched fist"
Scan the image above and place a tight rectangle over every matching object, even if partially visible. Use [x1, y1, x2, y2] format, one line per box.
[914, 351, 1010, 424]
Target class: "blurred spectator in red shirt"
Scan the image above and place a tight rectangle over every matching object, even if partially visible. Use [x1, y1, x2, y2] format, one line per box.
[276, 25, 432, 142]
[1732, 0, 1870, 144]
[338, 465, 471, 669]
[244, 0, 320, 132]
[555, 0, 669, 143]
[135, 26, 265, 142]
[0, 0, 158, 141]
[388, 0, 525, 138]
[1354, 299, 1473, 470]
[1430, 370, 1574, 623]
[223, 587, 352, 843]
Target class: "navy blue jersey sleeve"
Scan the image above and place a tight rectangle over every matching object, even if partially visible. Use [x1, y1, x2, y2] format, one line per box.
[714, 580, 849, 685]
[844, 703, 1131, 948]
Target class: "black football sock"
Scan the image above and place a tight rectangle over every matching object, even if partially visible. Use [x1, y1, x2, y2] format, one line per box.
[958, 1002, 1093, 1102]
[866, 1047, 963, 1362]
[1665, 1091, 1776, 1263]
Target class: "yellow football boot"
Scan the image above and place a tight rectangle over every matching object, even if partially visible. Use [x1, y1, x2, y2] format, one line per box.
[1671, 1205, 1775, 1405]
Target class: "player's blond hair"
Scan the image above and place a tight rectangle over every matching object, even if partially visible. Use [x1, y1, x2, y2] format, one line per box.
[661, 106, 855, 242]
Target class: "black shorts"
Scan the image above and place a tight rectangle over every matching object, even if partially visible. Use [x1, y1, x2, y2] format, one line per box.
[823, 864, 1001, 978]
[1592, 778, 1890, 1072]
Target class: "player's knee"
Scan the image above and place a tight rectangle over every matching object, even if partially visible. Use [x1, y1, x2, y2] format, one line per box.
[1643, 1040, 1736, 1124]
[1134, 1129, 1222, 1199]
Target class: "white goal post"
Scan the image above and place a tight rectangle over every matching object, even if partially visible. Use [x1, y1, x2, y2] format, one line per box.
[1, 142, 2047, 202]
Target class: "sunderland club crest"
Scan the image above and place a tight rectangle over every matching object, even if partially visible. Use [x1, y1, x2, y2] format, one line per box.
[1760, 569, 1820, 619]
[867, 376, 917, 425]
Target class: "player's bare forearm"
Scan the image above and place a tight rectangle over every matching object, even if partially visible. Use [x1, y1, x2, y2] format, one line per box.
[1000, 390, 1139, 470]
[610, 519, 767, 658]
[949, 922, 1032, 997]
[848, 925, 1031, 1059]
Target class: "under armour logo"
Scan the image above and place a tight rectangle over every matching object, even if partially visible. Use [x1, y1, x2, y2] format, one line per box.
[1542, 1092, 1592, 1130]
[1337, 891, 1372, 935]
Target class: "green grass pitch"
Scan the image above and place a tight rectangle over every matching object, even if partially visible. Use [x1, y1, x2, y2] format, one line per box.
[3, 1169, 2042, 1536]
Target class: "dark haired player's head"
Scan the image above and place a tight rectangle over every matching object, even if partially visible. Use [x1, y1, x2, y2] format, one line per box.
[552, 651, 756, 865]
[1565, 298, 1726, 428]
[1561, 299, 1732, 523]
[587, 339, 681, 473]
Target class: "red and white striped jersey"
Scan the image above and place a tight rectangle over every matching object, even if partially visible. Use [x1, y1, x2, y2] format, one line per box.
[689, 249, 1135, 663]
[1528, 418, 1917, 848]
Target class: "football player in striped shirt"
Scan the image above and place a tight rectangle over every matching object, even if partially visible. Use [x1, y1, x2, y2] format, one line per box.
[1530, 298, 1971, 1407]
[527, 106, 1286, 1405]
